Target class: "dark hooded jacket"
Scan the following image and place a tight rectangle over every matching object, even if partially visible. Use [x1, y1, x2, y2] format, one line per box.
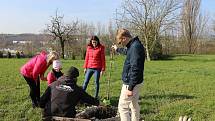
[116, 36, 145, 91]
[40, 75, 99, 118]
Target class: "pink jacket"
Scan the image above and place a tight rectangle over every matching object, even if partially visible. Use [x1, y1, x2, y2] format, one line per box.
[20, 51, 48, 81]
[83, 45, 106, 71]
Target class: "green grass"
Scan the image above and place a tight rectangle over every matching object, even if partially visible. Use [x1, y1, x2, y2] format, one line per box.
[1, 54, 215, 120]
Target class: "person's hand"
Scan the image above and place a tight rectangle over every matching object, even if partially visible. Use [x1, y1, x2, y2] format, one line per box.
[100, 71, 104, 76]
[125, 90, 133, 96]
[40, 75, 47, 81]
[111, 44, 118, 51]
[84, 68, 87, 75]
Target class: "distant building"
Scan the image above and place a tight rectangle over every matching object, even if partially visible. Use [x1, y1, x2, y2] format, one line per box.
[12, 41, 19, 44]
[12, 40, 32, 44]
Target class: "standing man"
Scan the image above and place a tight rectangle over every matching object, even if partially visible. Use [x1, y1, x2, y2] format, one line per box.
[112, 28, 145, 121]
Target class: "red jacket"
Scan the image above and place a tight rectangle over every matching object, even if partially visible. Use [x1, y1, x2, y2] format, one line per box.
[84, 45, 106, 71]
[47, 72, 56, 86]
[47, 70, 63, 86]
[20, 51, 48, 81]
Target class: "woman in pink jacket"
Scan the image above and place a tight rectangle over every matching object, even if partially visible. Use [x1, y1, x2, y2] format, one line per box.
[20, 51, 59, 108]
[82, 36, 106, 98]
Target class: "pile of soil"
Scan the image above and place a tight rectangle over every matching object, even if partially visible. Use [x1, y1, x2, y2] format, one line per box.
[43, 106, 119, 121]
[76, 106, 119, 120]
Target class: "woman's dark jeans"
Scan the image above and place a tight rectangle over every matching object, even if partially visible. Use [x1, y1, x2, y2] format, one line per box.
[82, 68, 101, 98]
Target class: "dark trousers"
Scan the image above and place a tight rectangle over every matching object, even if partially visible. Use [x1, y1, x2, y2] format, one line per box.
[23, 76, 40, 106]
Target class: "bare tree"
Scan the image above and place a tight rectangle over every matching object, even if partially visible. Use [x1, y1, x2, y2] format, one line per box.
[181, 0, 208, 54]
[116, 0, 181, 60]
[78, 22, 90, 59]
[96, 22, 102, 36]
[108, 20, 115, 43]
[45, 11, 78, 59]
[212, 19, 215, 36]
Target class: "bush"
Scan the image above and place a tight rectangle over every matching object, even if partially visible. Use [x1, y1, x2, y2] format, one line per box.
[150, 39, 163, 60]
[0, 51, 3, 58]
[72, 54, 76, 60]
[16, 52, 21, 58]
[7, 51, 11, 58]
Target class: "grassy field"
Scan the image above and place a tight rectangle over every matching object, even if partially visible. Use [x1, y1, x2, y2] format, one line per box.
[1, 54, 215, 121]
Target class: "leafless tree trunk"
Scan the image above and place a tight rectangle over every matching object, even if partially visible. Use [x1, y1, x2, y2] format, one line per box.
[79, 22, 89, 59]
[116, 0, 181, 60]
[181, 0, 208, 54]
[212, 19, 215, 35]
[108, 20, 115, 42]
[45, 11, 78, 59]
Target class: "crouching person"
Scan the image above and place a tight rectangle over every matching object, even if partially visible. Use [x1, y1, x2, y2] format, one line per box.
[39, 66, 100, 119]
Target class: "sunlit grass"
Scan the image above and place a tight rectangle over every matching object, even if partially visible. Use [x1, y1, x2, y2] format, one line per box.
[1, 54, 215, 120]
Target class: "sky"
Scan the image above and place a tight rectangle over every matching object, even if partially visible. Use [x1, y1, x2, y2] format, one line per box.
[0, 0, 214, 34]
